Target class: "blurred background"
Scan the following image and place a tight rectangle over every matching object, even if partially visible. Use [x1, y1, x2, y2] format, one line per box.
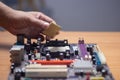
[0, 0, 120, 31]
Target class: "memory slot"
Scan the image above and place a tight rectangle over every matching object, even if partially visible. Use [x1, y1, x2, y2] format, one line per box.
[25, 64, 67, 78]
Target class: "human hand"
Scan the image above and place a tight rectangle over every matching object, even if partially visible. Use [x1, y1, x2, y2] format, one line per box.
[3, 10, 56, 39]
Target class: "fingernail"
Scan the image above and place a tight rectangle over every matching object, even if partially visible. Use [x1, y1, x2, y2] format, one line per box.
[44, 22, 49, 26]
[43, 21, 50, 29]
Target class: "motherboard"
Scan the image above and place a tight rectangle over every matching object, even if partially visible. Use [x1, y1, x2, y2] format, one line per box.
[8, 35, 114, 80]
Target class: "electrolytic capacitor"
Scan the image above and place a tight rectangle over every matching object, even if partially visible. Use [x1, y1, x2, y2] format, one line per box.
[96, 65, 103, 72]
[15, 72, 21, 80]
[10, 66, 14, 74]
[25, 43, 31, 54]
[92, 58, 96, 64]
[27, 37, 31, 44]
[75, 50, 78, 55]
[11, 63, 15, 67]
[32, 42, 37, 48]
[102, 69, 108, 77]
[70, 53, 74, 57]
[92, 55, 95, 60]
[14, 69, 21, 80]
[79, 71, 84, 77]
[59, 53, 64, 60]
[87, 46, 93, 55]
[36, 46, 40, 52]
[66, 53, 70, 59]
[17, 34, 24, 45]
[21, 68, 25, 77]
[46, 53, 51, 61]
[28, 54, 32, 60]
[37, 38, 41, 46]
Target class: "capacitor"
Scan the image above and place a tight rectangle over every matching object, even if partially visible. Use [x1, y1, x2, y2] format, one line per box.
[102, 69, 108, 77]
[10, 66, 14, 74]
[17, 34, 24, 45]
[37, 37, 41, 46]
[87, 46, 93, 55]
[11, 63, 15, 67]
[46, 53, 51, 61]
[66, 53, 70, 59]
[36, 46, 40, 52]
[92, 58, 96, 64]
[79, 71, 84, 77]
[27, 37, 31, 44]
[31, 54, 35, 60]
[92, 55, 95, 60]
[21, 68, 25, 77]
[70, 52, 74, 57]
[14, 69, 21, 80]
[96, 65, 103, 72]
[28, 54, 32, 60]
[75, 50, 78, 55]
[25, 43, 31, 54]
[59, 53, 64, 60]
[32, 42, 37, 48]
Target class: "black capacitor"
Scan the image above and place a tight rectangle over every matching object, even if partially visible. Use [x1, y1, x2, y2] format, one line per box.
[70, 52, 74, 57]
[96, 65, 103, 72]
[46, 53, 51, 61]
[59, 53, 64, 60]
[17, 34, 24, 45]
[25, 43, 31, 54]
[92, 58, 96, 64]
[75, 50, 78, 55]
[36, 46, 40, 52]
[102, 69, 108, 77]
[66, 53, 70, 59]
[37, 38, 41, 46]
[14, 69, 21, 80]
[80, 71, 84, 77]
[28, 54, 32, 60]
[92, 55, 95, 60]
[14, 63, 21, 67]
[11, 63, 15, 67]
[21, 68, 25, 77]
[10, 66, 14, 74]
[87, 47, 93, 55]
[32, 42, 37, 48]
[27, 37, 31, 44]
[75, 71, 84, 77]
[14, 72, 21, 80]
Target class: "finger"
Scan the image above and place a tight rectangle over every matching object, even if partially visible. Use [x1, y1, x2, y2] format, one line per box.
[31, 18, 50, 30]
[56, 31, 59, 35]
[36, 13, 56, 23]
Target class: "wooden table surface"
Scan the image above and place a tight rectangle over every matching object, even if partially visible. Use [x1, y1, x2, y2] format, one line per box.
[0, 31, 120, 80]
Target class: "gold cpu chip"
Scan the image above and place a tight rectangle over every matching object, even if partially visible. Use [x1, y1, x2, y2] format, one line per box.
[43, 22, 61, 38]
